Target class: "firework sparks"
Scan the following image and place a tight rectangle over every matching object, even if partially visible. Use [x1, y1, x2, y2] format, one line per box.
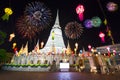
[65, 21, 83, 39]
[16, 16, 40, 39]
[24, 1, 52, 30]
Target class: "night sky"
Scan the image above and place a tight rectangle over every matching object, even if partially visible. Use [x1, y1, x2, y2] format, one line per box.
[0, 0, 120, 52]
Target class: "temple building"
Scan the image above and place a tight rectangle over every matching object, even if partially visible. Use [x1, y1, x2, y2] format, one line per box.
[10, 10, 72, 66]
[96, 44, 120, 54]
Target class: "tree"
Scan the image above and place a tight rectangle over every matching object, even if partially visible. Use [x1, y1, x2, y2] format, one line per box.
[0, 49, 14, 64]
[0, 30, 7, 45]
[0, 49, 7, 63]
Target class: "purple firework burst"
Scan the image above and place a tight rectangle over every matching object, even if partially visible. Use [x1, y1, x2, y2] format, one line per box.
[24, 1, 52, 30]
[65, 21, 83, 39]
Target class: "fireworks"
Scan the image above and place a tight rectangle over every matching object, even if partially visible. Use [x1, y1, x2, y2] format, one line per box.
[16, 16, 40, 39]
[16, 1, 52, 39]
[24, 1, 52, 30]
[65, 21, 83, 39]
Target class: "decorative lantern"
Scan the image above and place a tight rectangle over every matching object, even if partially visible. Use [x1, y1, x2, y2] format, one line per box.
[2, 7, 13, 20]
[41, 41, 44, 48]
[88, 45, 92, 51]
[9, 33, 15, 42]
[12, 42, 17, 49]
[52, 31, 55, 40]
[79, 50, 82, 53]
[107, 47, 110, 57]
[14, 47, 18, 55]
[76, 4, 85, 21]
[106, 2, 118, 12]
[106, 26, 115, 45]
[113, 50, 116, 55]
[75, 42, 78, 49]
[99, 32, 105, 43]
[84, 19, 93, 29]
[91, 16, 102, 27]
[104, 19, 107, 25]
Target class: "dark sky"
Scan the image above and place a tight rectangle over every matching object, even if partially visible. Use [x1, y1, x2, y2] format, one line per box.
[0, 0, 120, 52]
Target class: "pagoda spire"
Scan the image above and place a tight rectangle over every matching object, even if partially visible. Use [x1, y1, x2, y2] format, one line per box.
[66, 40, 72, 55]
[53, 10, 61, 28]
[23, 41, 28, 56]
[18, 45, 24, 55]
[34, 40, 40, 53]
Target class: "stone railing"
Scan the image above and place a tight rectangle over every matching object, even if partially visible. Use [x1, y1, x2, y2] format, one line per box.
[2, 66, 50, 72]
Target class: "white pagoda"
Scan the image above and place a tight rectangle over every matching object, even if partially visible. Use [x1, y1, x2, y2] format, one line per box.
[40, 10, 66, 54]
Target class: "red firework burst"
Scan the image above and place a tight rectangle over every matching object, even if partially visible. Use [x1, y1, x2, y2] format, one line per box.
[16, 16, 40, 39]
[64, 21, 83, 39]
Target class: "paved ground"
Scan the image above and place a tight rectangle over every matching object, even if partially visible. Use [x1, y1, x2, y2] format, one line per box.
[0, 70, 120, 80]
